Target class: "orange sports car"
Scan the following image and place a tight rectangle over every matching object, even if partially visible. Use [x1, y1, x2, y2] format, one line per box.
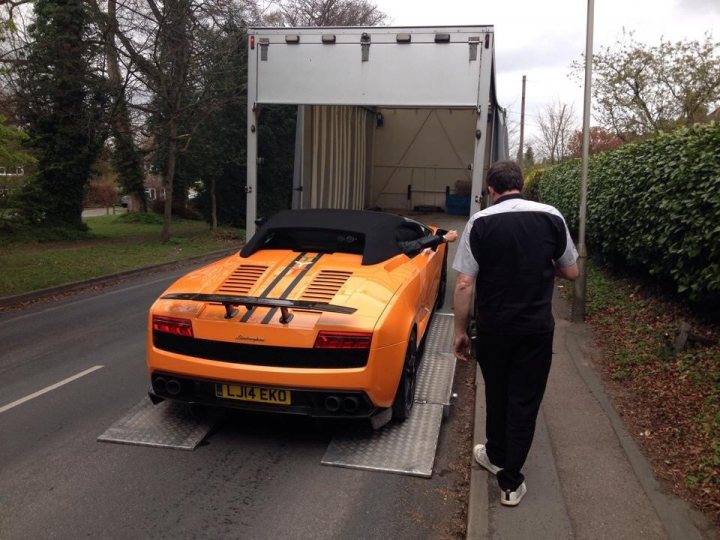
[147, 209, 449, 423]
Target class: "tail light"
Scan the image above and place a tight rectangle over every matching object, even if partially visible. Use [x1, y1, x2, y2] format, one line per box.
[314, 331, 372, 349]
[152, 315, 193, 338]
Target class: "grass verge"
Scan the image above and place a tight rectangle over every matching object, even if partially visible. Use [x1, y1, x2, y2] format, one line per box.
[0, 214, 244, 297]
[578, 260, 719, 524]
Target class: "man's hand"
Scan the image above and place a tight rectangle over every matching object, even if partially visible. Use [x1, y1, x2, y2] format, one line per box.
[443, 230, 458, 243]
[453, 332, 472, 362]
[453, 272, 475, 362]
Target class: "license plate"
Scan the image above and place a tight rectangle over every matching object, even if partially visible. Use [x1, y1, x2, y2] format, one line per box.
[215, 383, 291, 405]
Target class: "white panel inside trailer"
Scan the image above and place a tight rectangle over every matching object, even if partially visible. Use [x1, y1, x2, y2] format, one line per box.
[253, 29, 487, 107]
[370, 108, 475, 209]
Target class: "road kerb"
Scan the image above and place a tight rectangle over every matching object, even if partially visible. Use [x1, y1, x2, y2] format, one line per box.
[466, 364, 490, 540]
[0, 248, 239, 308]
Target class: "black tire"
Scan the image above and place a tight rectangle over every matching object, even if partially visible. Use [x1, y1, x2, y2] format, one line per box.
[392, 330, 418, 421]
[435, 248, 448, 309]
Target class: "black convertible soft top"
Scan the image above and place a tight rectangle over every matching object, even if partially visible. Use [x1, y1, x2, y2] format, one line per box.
[241, 209, 429, 265]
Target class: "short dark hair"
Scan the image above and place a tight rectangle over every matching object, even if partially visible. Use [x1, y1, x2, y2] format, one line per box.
[487, 160, 523, 194]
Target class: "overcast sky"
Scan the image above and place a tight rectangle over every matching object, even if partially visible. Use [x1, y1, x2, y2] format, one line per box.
[374, 0, 719, 150]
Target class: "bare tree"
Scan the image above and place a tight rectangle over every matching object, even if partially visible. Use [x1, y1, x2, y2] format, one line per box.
[269, 0, 386, 26]
[505, 114, 520, 165]
[534, 101, 576, 164]
[87, 0, 247, 242]
[573, 32, 720, 140]
[0, 2, 35, 119]
[98, 0, 147, 212]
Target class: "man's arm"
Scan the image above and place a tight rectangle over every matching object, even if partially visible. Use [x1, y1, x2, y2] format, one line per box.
[553, 212, 579, 281]
[556, 261, 579, 281]
[452, 272, 475, 362]
[399, 230, 458, 256]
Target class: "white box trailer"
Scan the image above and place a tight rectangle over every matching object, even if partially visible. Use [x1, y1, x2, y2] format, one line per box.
[246, 25, 508, 237]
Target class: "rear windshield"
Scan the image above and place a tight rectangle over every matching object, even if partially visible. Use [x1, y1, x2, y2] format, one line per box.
[260, 228, 365, 255]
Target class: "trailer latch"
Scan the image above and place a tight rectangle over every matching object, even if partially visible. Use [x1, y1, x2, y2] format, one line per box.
[468, 36, 480, 62]
[361, 32, 370, 62]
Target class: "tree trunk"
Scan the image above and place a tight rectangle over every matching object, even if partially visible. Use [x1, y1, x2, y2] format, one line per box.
[104, 0, 147, 212]
[160, 119, 178, 243]
[211, 176, 217, 231]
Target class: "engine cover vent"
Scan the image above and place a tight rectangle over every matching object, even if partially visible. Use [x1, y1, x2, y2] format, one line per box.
[216, 265, 268, 295]
[300, 270, 352, 302]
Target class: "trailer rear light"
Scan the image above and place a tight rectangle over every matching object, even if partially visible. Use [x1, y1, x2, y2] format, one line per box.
[152, 315, 194, 338]
[314, 331, 372, 349]
[285, 34, 300, 44]
[434, 33, 451, 43]
[250, 35, 255, 49]
[322, 34, 336, 44]
[396, 33, 411, 43]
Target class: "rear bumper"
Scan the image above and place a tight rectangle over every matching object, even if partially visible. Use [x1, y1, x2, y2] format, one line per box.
[147, 339, 407, 407]
[149, 372, 377, 418]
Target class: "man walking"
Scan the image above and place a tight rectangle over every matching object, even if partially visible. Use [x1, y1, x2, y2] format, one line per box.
[452, 160, 578, 506]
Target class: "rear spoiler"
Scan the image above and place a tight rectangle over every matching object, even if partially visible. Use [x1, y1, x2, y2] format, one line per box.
[161, 293, 356, 324]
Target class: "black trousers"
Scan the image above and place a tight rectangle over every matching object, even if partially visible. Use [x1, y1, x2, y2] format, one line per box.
[476, 331, 554, 491]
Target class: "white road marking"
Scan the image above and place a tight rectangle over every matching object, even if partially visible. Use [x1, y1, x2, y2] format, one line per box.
[0, 365, 104, 414]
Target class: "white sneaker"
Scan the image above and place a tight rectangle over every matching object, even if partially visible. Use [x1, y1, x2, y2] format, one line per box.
[473, 444, 501, 475]
[500, 482, 527, 507]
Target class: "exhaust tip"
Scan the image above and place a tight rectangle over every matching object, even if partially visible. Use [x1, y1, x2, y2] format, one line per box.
[153, 376, 167, 394]
[342, 396, 359, 414]
[324, 395, 341, 413]
[166, 378, 182, 396]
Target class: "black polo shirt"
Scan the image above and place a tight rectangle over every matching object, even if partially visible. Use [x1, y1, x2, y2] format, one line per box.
[452, 194, 578, 335]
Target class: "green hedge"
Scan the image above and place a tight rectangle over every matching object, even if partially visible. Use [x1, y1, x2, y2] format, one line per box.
[538, 122, 720, 302]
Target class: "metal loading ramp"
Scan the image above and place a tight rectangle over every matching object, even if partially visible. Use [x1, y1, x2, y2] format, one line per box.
[321, 313, 456, 478]
[97, 399, 217, 450]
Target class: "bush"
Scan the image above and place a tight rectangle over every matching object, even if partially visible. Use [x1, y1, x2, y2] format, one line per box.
[115, 212, 164, 225]
[538, 122, 720, 302]
[148, 198, 203, 220]
[85, 180, 118, 208]
[523, 167, 546, 201]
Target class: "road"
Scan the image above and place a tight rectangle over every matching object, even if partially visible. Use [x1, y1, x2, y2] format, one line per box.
[0, 266, 473, 540]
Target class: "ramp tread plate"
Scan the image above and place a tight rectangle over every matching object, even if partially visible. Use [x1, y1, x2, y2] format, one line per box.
[321, 403, 443, 478]
[416, 352, 456, 406]
[97, 399, 214, 451]
[423, 313, 454, 355]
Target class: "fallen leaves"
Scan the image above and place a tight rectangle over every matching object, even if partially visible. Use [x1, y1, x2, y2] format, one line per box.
[582, 263, 720, 526]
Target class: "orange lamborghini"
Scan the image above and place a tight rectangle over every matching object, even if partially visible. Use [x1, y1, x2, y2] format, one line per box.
[147, 209, 449, 423]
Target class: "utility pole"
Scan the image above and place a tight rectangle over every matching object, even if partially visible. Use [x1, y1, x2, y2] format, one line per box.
[572, 0, 594, 322]
[517, 75, 526, 169]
